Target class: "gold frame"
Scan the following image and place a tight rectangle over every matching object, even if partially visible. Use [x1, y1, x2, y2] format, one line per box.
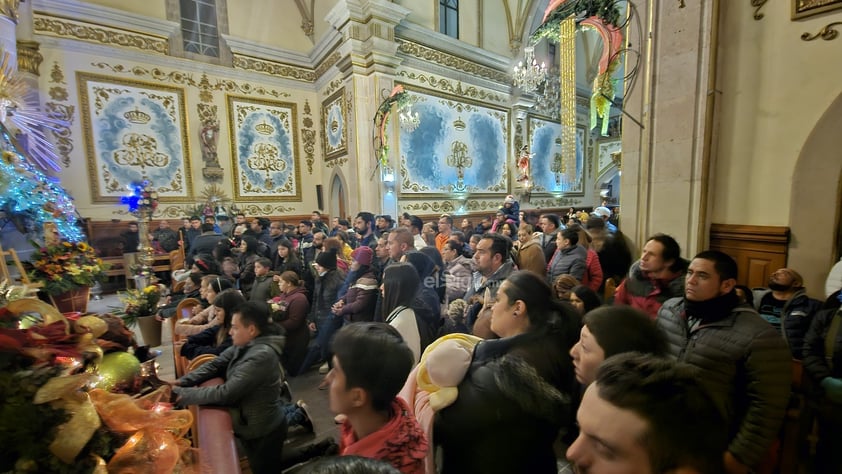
[792, 0, 842, 20]
[77, 72, 194, 204]
[321, 87, 348, 161]
[394, 83, 511, 199]
[226, 95, 302, 202]
[525, 113, 587, 197]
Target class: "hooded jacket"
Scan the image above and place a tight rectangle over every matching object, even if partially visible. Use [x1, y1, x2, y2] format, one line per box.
[614, 260, 686, 319]
[336, 269, 379, 323]
[175, 334, 287, 440]
[444, 255, 474, 303]
[275, 286, 310, 376]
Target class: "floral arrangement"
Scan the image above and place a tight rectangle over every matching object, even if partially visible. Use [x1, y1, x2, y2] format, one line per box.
[114, 285, 163, 327]
[372, 85, 412, 168]
[0, 293, 195, 473]
[29, 241, 108, 295]
[120, 180, 159, 214]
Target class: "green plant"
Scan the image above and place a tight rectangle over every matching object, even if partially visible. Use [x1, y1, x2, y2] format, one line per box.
[112, 285, 162, 327]
[28, 241, 108, 295]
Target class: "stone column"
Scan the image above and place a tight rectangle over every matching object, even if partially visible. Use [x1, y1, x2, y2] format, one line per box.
[620, 0, 719, 255]
[325, 0, 410, 216]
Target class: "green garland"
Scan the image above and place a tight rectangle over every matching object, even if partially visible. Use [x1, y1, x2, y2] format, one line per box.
[530, 0, 622, 44]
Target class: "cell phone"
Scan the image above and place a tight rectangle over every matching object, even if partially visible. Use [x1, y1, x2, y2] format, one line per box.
[181, 307, 192, 319]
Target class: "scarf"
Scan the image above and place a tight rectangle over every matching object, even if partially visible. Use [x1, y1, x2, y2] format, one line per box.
[340, 398, 428, 474]
[684, 291, 739, 324]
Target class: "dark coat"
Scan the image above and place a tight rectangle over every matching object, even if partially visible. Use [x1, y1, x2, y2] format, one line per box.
[311, 268, 344, 321]
[175, 334, 287, 440]
[275, 286, 310, 376]
[803, 308, 842, 382]
[180, 325, 232, 359]
[547, 244, 587, 283]
[336, 270, 378, 323]
[656, 298, 791, 467]
[249, 273, 275, 303]
[434, 333, 575, 474]
[752, 288, 822, 359]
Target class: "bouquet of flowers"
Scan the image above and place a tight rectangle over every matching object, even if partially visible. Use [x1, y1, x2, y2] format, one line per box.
[29, 241, 108, 295]
[114, 285, 163, 327]
[121, 180, 159, 214]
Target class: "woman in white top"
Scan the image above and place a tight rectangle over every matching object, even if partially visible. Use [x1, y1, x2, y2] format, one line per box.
[381, 263, 422, 364]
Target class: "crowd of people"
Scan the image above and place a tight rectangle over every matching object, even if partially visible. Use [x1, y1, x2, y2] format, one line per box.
[153, 199, 841, 474]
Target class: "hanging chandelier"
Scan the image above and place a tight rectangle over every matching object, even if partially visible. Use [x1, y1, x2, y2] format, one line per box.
[512, 46, 547, 93]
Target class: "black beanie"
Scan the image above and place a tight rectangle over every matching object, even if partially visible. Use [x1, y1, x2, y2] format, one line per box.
[315, 249, 337, 270]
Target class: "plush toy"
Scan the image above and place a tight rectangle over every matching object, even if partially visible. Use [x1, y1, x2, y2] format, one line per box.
[416, 333, 482, 411]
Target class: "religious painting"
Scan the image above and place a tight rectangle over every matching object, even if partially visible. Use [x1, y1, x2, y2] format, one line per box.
[227, 96, 301, 201]
[792, 0, 842, 19]
[321, 88, 347, 160]
[396, 85, 509, 196]
[77, 73, 193, 203]
[526, 115, 585, 195]
[596, 138, 622, 180]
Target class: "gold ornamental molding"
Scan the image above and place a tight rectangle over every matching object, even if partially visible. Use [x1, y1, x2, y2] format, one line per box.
[232, 54, 315, 83]
[158, 203, 295, 218]
[91, 62, 292, 99]
[302, 100, 316, 174]
[397, 40, 509, 84]
[315, 51, 341, 80]
[396, 71, 507, 104]
[17, 40, 43, 76]
[751, 0, 769, 20]
[530, 197, 584, 207]
[45, 62, 74, 167]
[0, 0, 19, 23]
[33, 14, 168, 54]
[801, 22, 842, 41]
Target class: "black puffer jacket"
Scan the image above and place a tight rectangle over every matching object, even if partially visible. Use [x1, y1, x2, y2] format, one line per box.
[803, 308, 842, 381]
[656, 298, 791, 468]
[434, 334, 575, 474]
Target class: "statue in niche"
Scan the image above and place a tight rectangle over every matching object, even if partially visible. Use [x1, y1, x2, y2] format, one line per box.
[198, 103, 223, 180]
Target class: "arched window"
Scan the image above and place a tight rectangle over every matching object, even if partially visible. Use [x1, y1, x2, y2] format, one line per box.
[439, 0, 459, 39]
[166, 0, 231, 65]
[180, 0, 220, 57]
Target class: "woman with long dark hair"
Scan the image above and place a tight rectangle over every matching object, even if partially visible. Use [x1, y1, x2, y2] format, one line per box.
[273, 238, 303, 276]
[434, 270, 580, 473]
[569, 285, 602, 315]
[381, 262, 423, 363]
[332, 246, 378, 323]
[237, 235, 262, 296]
[180, 289, 247, 359]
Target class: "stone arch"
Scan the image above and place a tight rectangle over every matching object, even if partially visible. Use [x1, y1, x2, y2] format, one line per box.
[789, 91, 842, 295]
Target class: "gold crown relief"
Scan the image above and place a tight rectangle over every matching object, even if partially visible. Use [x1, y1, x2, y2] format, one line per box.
[453, 117, 466, 131]
[255, 121, 274, 135]
[124, 108, 151, 125]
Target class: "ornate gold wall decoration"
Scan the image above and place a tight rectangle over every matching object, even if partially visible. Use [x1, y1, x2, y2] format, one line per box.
[315, 52, 341, 80]
[397, 41, 509, 84]
[91, 62, 292, 98]
[16, 40, 43, 76]
[232, 54, 315, 83]
[400, 159, 431, 192]
[33, 15, 168, 54]
[396, 71, 507, 104]
[324, 78, 344, 97]
[751, 0, 769, 20]
[801, 22, 842, 41]
[45, 62, 74, 168]
[530, 197, 583, 207]
[401, 200, 456, 213]
[793, 0, 842, 20]
[302, 100, 316, 174]
[0, 0, 19, 23]
[293, 0, 315, 41]
[198, 74, 214, 103]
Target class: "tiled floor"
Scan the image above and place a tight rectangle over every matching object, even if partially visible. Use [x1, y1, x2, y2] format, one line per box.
[88, 293, 339, 470]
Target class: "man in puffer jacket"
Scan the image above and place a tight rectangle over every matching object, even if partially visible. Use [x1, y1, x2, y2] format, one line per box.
[656, 250, 790, 474]
[752, 267, 822, 359]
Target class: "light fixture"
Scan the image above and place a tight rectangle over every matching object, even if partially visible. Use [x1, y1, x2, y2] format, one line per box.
[512, 46, 547, 93]
[399, 105, 420, 132]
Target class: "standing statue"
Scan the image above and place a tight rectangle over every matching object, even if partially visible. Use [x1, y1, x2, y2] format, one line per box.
[198, 103, 223, 180]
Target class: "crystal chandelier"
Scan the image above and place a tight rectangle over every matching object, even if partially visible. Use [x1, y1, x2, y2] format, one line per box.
[513, 46, 547, 93]
[399, 105, 420, 132]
